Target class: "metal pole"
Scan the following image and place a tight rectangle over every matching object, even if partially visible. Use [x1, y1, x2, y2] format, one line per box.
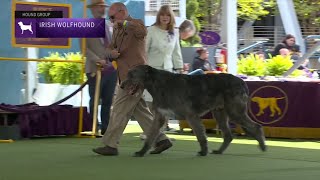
[283, 41, 320, 77]
[78, 0, 87, 136]
[0, 57, 83, 63]
[226, 0, 237, 75]
[92, 65, 102, 135]
[276, 0, 305, 54]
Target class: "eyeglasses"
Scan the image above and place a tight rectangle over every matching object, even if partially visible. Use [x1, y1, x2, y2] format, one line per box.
[109, 9, 122, 20]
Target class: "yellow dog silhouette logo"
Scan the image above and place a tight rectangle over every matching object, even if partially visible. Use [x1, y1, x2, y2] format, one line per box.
[249, 86, 288, 125]
[251, 97, 285, 117]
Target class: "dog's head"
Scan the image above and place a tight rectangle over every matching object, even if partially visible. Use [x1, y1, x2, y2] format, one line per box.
[18, 21, 23, 26]
[251, 97, 259, 102]
[120, 65, 152, 95]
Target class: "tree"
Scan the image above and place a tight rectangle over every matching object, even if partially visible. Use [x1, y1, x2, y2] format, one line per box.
[184, 0, 276, 46]
[270, 0, 320, 33]
[183, 0, 202, 46]
[292, 0, 320, 33]
[237, 0, 276, 21]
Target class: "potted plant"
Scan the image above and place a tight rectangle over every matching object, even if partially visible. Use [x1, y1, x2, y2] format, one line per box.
[237, 54, 266, 79]
[265, 55, 304, 78]
[237, 53, 304, 79]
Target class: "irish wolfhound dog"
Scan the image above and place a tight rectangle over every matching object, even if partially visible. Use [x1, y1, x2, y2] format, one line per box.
[120, 65, 266, 157]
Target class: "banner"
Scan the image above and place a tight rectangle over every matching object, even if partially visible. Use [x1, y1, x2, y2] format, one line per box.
[12, 1, 71, 48]
[199, 31, 221, 45]
[15, 18, 105, 38]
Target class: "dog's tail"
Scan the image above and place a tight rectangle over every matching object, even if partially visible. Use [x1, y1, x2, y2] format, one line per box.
[277, 97, 285, 100]
[241, 80, 249, 96]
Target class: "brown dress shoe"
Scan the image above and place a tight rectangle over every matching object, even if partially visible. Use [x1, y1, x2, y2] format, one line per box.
[92, 146, 119, 156]
[150, 139, 173, 154]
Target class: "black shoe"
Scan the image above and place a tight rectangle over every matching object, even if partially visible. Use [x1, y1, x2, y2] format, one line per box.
[150, 139, 173, 154]
[92, 146, 119, 156]
[101, 129, 106, 135]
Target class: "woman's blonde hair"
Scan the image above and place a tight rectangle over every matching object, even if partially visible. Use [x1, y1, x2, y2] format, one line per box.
[154, 5, 176, 34]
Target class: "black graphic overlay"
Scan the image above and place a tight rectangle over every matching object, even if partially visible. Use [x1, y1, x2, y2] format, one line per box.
[15, 11, 63, 18]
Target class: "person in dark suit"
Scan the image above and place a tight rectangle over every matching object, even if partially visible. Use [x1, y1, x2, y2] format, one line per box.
[272, 34, 301, 58]
[84, 0, 117, 135]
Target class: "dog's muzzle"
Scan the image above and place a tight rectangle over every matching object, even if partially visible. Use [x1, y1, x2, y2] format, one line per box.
[120, 81, 140, 95]
[120, 83, 125, 89]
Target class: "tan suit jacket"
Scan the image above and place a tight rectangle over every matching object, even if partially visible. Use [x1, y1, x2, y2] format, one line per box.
[109, 16, 147, 81]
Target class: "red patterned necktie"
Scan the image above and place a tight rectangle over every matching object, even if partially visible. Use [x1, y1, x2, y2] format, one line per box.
[102, 29, 115, 74]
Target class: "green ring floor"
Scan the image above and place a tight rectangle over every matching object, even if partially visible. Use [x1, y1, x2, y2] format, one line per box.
[1, 125, 320, 180]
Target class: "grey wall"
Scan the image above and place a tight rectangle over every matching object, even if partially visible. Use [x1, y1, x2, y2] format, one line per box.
[0, 0, 84, 104]
[0, 0, 26, 104]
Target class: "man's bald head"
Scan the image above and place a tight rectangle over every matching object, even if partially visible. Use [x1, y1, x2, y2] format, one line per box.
[110, 2, 127, 12]
[108, 2, 128, 22]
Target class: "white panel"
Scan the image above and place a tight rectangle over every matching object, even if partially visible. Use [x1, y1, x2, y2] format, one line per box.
[226, 0, 237, 75]
[277, 0, 305, 54]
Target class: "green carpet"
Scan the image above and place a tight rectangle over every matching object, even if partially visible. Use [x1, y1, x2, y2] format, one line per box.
[1, 125, 320, 180]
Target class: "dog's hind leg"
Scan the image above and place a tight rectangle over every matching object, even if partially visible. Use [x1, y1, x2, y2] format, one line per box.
[237, 115, 267, 152]
[211, 109, 233, 154]
[227, 100, 267, 152]
[186, 115, 208, 156]
[134, 110, 166, 157]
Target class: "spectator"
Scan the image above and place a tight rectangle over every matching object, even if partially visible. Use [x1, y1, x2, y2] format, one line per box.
[84, 0, 117, 135]
[142, 5, 184, 136]
[279, 48, 291, 58]
[273, 34, 300, 58]
[179, 19, 196, 40]
[192, 48, 213, 71]
[146, 5, 184, 72]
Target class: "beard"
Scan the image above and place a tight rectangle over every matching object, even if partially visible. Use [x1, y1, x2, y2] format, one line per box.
[93, 10, 106, 18]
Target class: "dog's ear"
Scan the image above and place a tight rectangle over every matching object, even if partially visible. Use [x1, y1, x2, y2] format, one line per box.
[144, 65, 152, 74]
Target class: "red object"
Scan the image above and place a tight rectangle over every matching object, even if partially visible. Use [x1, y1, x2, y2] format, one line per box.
[220, 48, 227, 64]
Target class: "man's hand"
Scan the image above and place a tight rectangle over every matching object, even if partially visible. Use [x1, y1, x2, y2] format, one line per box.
[174, 69, 184, 74]
[96, 60, 107, 71]
[110, 49, 120, 59]
[97, 60, 107, 66]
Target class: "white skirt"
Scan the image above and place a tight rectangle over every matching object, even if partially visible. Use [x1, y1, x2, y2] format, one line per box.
[143, 90, 153, 102]
[143, 66, 173, 102]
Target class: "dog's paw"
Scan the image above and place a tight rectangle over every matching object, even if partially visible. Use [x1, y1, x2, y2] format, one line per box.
[211, 150, 223, 154]
[133, 151, 145, 157]
[259, 144, 267, 152]
[197, 151, 208, 156]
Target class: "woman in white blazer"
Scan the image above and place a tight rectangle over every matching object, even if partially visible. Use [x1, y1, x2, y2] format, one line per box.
[146, 5, 184, 72]
[141, 5, 184, 139]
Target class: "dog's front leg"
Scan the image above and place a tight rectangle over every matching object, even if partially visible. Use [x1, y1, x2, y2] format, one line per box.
[186, 115, 208, 156]
[211, 109, 233, 154]
[133, 111, 165, 157]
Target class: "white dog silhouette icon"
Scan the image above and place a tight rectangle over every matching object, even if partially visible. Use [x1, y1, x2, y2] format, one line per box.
[18, 21, 33, 34]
